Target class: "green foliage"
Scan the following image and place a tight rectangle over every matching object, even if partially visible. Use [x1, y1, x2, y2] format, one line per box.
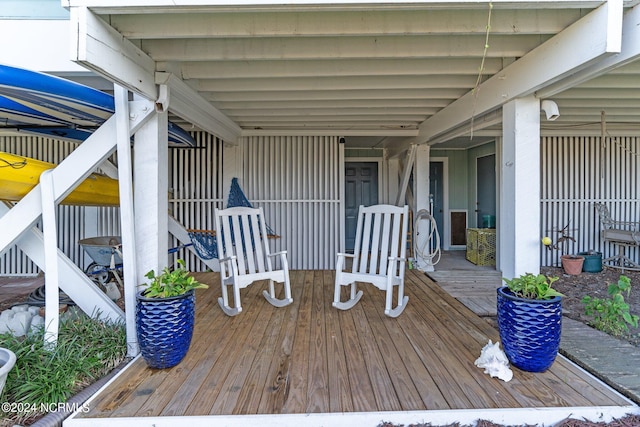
[0, 313, 126, 424]
[502, 273, 564, 300]
[142, 259, 208, 298]
[582, 275, 639, 337]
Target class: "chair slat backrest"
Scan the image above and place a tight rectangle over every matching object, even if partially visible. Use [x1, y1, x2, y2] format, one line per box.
[352, 204, 409, 275]
[215, 206, 273, 275]
[594, 203, 613, 228]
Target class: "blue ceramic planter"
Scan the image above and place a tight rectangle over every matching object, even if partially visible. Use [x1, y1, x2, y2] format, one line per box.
[497, 287, 562, 372]
[136, 290, 195, 369]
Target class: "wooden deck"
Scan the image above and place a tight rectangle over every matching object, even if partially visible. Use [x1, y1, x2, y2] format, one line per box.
[66, 268, 636, 426]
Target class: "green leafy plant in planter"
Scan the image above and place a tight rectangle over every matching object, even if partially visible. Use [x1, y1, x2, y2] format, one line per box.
[136, 259, 208, 369]
[142, 259, 208, 298]
[497, 273, 564, 372]
[502, 273, 564, 300]
[582, 275, 639, 337]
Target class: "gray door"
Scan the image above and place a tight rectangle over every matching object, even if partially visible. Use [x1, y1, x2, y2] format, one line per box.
[429, 161, 444, 248]
[476, 154, 496, 228]
[345, 162, 378, 252]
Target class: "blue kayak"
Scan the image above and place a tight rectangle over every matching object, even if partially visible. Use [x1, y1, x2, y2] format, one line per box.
[0, 64, 196, 147]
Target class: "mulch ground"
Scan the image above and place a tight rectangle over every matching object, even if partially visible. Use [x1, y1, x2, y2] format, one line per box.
[541, 265, 640, 348]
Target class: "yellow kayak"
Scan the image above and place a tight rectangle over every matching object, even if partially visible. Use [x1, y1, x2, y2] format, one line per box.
[0, 151, 119, 206]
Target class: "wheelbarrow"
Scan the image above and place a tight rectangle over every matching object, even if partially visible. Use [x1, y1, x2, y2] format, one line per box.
[79, 236, 123, 300]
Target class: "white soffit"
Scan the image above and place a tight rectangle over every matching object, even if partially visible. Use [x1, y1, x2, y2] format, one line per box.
[69, 6, 241, 143]
[416, 0, 623, 143]
[63, 0, 640, 148]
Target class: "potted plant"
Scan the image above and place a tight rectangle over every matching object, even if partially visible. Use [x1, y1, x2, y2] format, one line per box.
[497, 273, 563, 372]
[136, 259, 208, 369]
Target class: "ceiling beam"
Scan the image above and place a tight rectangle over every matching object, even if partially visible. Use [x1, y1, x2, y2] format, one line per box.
[214, 99, 452, 109]
[195, 75, 478, 92]
[109, 9, 580, 38]
[201, 88, 468, 102]
[240, 129, 418, 137]
[553, 88, 640, 99]
[179, 58, 504, 79]
[416, 0, 623, 143]
[156, 72, 242, 144]
[69, 6, 241, 143]
[142, 34, 546, 62]
[428, 110, 502, 145]
[70, 6, 157, 99]
[536, 2, 640, 98]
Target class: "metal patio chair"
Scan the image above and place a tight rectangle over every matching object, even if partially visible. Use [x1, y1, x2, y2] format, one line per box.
[594, 202, 640, 270]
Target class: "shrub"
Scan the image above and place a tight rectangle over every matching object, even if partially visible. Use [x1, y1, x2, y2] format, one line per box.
[0, 311, 127, 425]
[582, 275, 639, 337]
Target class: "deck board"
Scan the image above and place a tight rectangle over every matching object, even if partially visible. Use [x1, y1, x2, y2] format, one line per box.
[78, 269, 632, 420]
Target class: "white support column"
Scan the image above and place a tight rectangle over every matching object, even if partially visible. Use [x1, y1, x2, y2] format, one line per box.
[413, 145, 431, 214]
[387, 155, 399, 206]
[114, 85, 139, 356]
[499, 96, 541, 279]
[134, 108, 169, 284]
[39, 170, 60, 347]
[413, 144, 435, 272]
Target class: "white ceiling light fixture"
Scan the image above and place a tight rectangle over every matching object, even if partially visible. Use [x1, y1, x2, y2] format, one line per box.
[541, 100, 560, 121]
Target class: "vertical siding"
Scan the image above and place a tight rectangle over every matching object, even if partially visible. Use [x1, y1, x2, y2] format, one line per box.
[4, 132, 640, 274]
[168, 132, 224, 271]
[0, 136, 120, 275]
[541, 136, 640, 267]
[243, 136, 340, 270]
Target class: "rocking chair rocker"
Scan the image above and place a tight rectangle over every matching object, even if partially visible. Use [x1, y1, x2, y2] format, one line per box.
[594, 202, 640, 271]
[215, 206, 292, 316]
[333, 204, 410, 317]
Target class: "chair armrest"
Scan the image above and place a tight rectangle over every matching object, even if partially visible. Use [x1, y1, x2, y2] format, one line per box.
[268, 250, 288, 258]
[387, 256, 407, 263]
[335, 252, 355, 272]
[337, 253, 356, 259]
[609, 220, 640, 231]
[218, 255, 237, 264]
[217, 255, 239, 279]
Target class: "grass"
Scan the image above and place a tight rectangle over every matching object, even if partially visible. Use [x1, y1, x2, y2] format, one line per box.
[0, 308, 127, 426]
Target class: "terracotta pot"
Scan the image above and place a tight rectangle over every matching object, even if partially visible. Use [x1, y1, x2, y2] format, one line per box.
[561, 255, 584, 275]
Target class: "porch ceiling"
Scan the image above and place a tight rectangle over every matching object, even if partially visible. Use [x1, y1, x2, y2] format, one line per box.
[66, 0, 640, 150]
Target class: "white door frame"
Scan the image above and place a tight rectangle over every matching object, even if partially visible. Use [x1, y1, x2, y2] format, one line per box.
[430, 157, 450, 249]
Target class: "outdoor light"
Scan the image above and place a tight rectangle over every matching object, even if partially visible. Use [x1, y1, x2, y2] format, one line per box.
[541, 100, 560, 121]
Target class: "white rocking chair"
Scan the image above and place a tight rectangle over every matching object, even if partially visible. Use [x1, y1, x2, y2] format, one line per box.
[215, 206, 293, 316]
[594, 202, 640, 271]
[333, 204, 409, 318]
